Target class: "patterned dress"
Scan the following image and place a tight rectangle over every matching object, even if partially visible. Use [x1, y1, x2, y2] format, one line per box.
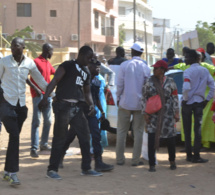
[142, 76, 179, 138]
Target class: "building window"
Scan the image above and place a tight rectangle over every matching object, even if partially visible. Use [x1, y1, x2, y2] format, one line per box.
[17, 3, 31, 17]
[50, 10, 57, 17]
[119, 7, 125, 15]
[101, 15, 105, 35]
[94, 11, 99, 29]
[154, 36, 161, 43]
[110, 17, 115, 36]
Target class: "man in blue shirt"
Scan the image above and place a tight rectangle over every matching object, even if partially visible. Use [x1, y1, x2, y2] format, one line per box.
[162, 48, 179, 67]
[182, 49, 214, 163]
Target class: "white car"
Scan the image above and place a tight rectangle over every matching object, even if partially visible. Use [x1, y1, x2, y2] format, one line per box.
[105, 69, 183, 134]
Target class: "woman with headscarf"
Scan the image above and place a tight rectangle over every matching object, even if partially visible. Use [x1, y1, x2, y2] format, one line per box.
[142, 60, 179, 172]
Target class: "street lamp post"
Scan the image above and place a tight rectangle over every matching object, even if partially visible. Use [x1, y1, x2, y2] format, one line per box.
[133, 0, 136, 43]
[144, 20, 148, 64]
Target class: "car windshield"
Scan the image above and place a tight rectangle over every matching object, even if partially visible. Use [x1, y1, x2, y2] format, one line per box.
[167, 72, 183, 94]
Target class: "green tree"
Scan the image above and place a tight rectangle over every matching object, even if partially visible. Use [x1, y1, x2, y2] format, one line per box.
[195, 21, 215, 48]
[5, 26, 42, 58]
[119, 24, 125, 46]
[210, 22, 215, 34]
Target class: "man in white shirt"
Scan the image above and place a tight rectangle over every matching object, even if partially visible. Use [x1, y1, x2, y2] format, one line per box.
[116, 43, 151, 166]
[0, 37, 50, 185]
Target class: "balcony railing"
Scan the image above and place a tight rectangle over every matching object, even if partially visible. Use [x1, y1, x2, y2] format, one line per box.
[101, 27, 114, 36]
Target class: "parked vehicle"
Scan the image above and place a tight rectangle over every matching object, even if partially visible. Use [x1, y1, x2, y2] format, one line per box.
[105, 69, 183, 134]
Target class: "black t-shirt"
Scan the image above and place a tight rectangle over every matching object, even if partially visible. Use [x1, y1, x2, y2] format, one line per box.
[108, 56, 127, 65]
[56, 60, 90, 101]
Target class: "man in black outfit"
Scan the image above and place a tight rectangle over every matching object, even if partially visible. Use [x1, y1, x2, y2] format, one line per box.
[108, 46, 127, 65]
[59, 59, 114, 172]
[38, 46, 102, 179]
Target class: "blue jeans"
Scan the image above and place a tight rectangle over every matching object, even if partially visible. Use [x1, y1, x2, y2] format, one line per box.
[86, 115, 102, 159]
[31, 95, 52, 150]
[48, 100, 91, 172]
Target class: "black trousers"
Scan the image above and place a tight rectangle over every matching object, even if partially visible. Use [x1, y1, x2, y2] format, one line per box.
[48, 100, 91, 172]
[148, 133, 176, 166]
[62, 114, 102, 161]
[182, 102, 203, 159]
[0, 101, 28, 172]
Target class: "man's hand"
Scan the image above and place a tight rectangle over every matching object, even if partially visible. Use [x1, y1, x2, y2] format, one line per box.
[182, 100, 187, 106]
[38, 98, 48, 111]
[212, 113, 215, 123]
[203, 100, 209, 108]
[174, 111, 180, 122]
[144, 114, 151, 124]
[35, 88, 42, 97]
[100, 112, 105, 122]
[88, 105, 96, 116]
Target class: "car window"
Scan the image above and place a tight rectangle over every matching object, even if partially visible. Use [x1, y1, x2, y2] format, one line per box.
[167, 72, 183, 94]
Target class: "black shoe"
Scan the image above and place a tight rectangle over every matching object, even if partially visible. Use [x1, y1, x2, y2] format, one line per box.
[179, 148, 186, 153]
[200, 147, 210, 152]
[186, 156, 193, 162]
[116, 162, 125, 166]
[192, 157, 208, 163]
[95, 162, 114, 172]
[30, 149, 39, 158]
[131, 161, 144, 166]
[40, 144, 51, 151]
[170, 161, 177, 170]
[149, 166, 156, 172]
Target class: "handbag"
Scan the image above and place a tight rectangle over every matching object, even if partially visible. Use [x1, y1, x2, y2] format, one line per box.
[145, 94, 162, 114]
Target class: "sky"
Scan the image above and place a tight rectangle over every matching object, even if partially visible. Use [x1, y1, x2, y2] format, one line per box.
[148, 0, 215, 33]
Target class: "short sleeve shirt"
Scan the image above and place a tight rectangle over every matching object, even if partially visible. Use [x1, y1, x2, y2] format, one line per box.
[55, 60, 90, 101]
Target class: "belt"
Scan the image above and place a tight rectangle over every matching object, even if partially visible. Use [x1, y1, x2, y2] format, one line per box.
[69, 102, 77, 106]
[58, 99, 78, 107]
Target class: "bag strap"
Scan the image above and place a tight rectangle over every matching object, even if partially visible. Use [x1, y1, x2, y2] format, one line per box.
[151, 76, 166, 150]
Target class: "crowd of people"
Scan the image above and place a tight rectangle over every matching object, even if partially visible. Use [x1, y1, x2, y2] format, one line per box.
[0, 37, 215, 186]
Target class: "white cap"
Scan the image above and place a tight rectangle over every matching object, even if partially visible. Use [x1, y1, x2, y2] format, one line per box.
[130, 43, 144, 53]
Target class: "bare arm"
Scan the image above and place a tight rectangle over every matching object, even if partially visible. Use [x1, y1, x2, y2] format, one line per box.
[26, 78, 42, 97]
[96, 98, 105, 121]
[83, 84, 95, 116]
[38, 66, 65, 110]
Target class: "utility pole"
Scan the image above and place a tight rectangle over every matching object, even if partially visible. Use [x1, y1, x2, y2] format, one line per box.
[133, 0, 136, 43]
[144, 21, 148, 64]
[176, 30, 179, 55]
[160, 19, 165, 59]
[78, 0, 80, 50]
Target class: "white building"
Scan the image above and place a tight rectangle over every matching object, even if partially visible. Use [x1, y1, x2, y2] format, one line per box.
[118, 0, 154, 64]
[153, 18, 173, 58]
